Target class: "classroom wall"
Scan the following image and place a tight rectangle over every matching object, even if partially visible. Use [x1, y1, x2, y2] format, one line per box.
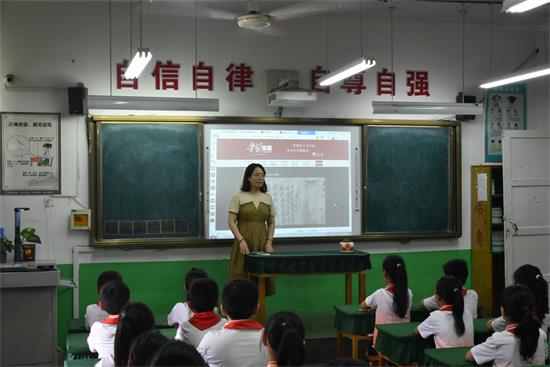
[0, 1, 549, 346]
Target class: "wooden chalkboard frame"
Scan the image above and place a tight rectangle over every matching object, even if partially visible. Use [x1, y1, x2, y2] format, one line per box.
[89, 116, 460, 247]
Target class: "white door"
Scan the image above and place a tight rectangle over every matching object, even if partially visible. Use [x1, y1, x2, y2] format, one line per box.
[502, 130, 550, 285]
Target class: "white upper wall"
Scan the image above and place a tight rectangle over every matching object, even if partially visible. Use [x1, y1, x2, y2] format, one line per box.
[0, 1, 548, 264]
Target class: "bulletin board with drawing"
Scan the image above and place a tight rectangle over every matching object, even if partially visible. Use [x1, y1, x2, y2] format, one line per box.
[0, 112, 61, 195]
[485, 84, 526, 162]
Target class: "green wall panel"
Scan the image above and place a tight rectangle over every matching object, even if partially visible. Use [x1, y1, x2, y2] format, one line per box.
[57, 249, 470, 349]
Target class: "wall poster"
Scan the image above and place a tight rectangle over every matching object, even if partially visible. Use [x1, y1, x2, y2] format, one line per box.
[1, 112, 61, 194]
[485, 84, 526, 162]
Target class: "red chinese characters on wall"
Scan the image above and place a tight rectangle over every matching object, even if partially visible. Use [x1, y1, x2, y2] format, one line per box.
[151, 60, 181, 90]
[193, 61, 214, 91]
[406, 70, 430, 96]
[310, 66, 330, 94]
[116, 60, 138, 90]
[341, 73, 366, 95]
[225, 63, 254, 92]
[377, 68, 395, 96]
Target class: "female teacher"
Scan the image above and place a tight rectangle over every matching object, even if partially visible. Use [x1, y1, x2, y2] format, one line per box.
[227, 163, 276, 295]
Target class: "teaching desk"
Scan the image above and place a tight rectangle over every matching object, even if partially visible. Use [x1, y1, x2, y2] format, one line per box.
[245, 250, 371, 324]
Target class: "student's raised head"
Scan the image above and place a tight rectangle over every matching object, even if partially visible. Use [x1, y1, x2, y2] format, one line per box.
[189, 277, 219, 313]
[184, 267, 209, 292]
[99, 280, 130, 315]
[499, 285, 541, 361]
[513, 264, 549, 321]
[114, 302, 155, 367]
[222, 278, 258, 320]
[149, 340, 207, 366]
[436, 276, 465, 337]
[241, 163, 268, 193]
[96, 270, 122, 294]
[326, 357, 369, 366]
[264, 311, 306, 366]
[382, 255, 409, 318]
[443, 259, 469, 286]
[127, 330, 169, 367]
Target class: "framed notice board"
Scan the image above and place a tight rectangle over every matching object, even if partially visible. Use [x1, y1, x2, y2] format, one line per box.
[363, 124, 460, 239]
[94, 120, 201, 244]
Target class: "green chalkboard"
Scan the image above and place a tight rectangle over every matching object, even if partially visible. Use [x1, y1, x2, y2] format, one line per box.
[364, 125, 458, 234]
[99, 123, 200, 239]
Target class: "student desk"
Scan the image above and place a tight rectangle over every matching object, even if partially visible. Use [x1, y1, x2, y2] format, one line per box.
[423, 347, 474, 366]
[374, 318, 493, 366]
[245, 250, 371, 324]
[65, 328, 177, 360]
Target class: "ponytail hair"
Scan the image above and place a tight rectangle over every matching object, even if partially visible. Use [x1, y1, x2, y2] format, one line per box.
[436, 276, 465, 337]
[513, 264, 549, 322]
[114, 302, 156, 367]
[383, 255, 409, 318]
[500, 285, 541, 360]
[265, 311, 306, 366]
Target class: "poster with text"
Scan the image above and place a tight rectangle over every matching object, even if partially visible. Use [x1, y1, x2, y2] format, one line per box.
[484, 84, 526, 162]
[1, 112, 61, 194]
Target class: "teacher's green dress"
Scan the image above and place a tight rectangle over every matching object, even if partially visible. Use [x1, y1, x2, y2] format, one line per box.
[228, 191, 275, 296]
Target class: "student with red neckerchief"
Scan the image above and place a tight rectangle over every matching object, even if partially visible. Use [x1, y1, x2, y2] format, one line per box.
[197, 278, 269, 367]
[360, 255, 413, 347]
[176, 277, 226, 347]
[85, 270, 122, 331]
[167, 267, 209, 328]
[467, 285, 547, 366]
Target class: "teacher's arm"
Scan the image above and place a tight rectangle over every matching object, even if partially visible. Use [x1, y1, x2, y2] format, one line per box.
[265, 215, 275, 252]
[228, 212, 249, 254]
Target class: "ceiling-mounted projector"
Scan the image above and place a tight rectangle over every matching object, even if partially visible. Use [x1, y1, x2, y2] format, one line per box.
[237, 13, 271, 30]
[267, 90, 317, 107]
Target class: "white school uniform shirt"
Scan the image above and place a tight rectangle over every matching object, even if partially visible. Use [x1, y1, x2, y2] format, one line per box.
[470, 325, 548, 367]
[167, 301, 194, 327]
[422, 289, 479, 319]
[176, 317, 227, 347]
[197, 320, 269, 367]
[87, 315, 118, 359]
[94, 354, 114, 367]
[85, 303, 109, 331]
[417, 306, 474, 348]
[364, 286, 413, 345]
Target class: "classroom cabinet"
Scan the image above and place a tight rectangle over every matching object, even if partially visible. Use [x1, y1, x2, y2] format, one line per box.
[471, 165, 505, 317]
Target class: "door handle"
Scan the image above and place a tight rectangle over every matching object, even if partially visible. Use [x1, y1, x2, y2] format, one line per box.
[509, 219, 519, 234]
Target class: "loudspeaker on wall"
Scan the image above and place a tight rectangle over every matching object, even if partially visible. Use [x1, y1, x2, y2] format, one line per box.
[68, 86, 88, 115]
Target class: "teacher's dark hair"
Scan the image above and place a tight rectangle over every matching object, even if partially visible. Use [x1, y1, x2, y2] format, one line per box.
[241, 163, 268, 193]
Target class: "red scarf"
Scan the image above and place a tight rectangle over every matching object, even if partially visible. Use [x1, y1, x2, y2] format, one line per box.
[223, 319, 263, 330]
[188, 311, 222, 331]
[101, 315, 120, 325]
[505, 324, 518, 335]
[385, 284, 394, 293]
[440, 305, 453, 312]
[462, 288, 468, 297]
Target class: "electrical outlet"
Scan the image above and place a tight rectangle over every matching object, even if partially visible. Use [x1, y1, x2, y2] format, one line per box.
[44, 198, 54, 208]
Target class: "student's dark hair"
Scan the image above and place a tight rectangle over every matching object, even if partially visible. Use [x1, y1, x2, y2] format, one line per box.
[436, 276, 465, 337]
[222, 278, 258, 320]
[443, 259, 469, 286]
[265, 311, 306, 366]
[189, 277, 219, 313]
[513, 264, 549, 321]
[114, 302, 155, 367]
[326, 357, 369, 366]
[383, 255, 409, 318]
[240, 163, 268, 193]
[97, 270, 123, 293]
[500, 285, 541, 360]
[149, 340, 207, 366]
[127, 330, 168, 367]
[99, 280, 130, 315]
[43, 143, 52, 148]
[184, 267, 209, 291]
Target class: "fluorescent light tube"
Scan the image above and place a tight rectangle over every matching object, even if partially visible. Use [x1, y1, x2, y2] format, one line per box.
[88, 96, 219, 112]
[123, 48, 153, 80]
[479, 64, 550, 89]
[502, 0, 550, 13]
[318, 57, 376, 86]
[372, 101, 484, 115]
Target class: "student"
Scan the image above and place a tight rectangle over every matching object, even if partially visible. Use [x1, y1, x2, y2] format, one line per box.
[421, 259, 479, 318]
[85, 270, 123, 330]
[197, 278, 269, 367]
[167, 267, 209, 328]
[176, 278, 226, 347]
[87, 280, 130, 360]
[149, 340, 207, 366]
[127, 330, 169, 367]
[488, 264, 549, 333]
[466, 285, 548, 366]
[263, 311, 306, 367]
[326, 358, 369, 366]
[360, 255, 413, 345]
[415, 276, 474, 348]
